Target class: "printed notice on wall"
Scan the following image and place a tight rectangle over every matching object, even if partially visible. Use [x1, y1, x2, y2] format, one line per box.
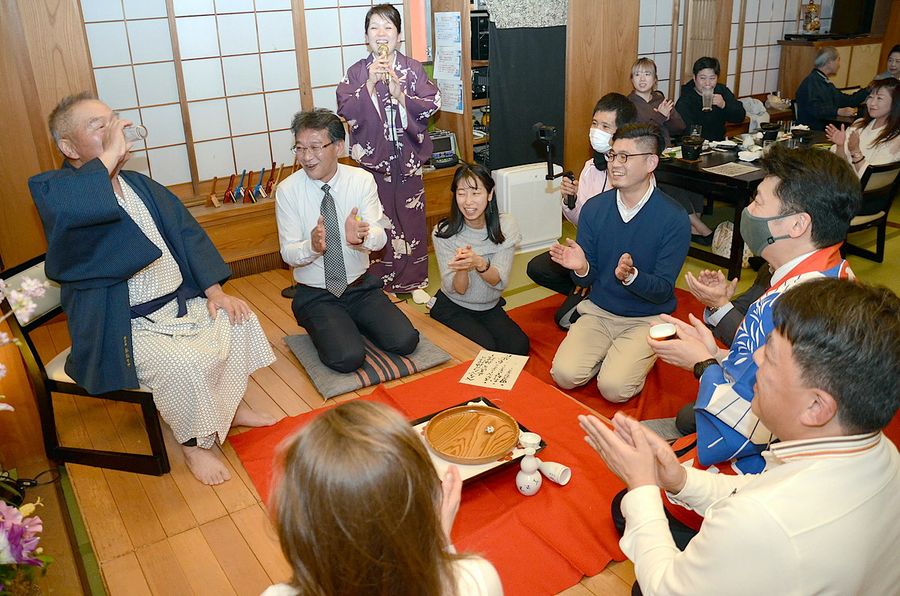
[433, 11, 463, 114]
[460, 350, 529, 390]
[436, 79, 464, 113]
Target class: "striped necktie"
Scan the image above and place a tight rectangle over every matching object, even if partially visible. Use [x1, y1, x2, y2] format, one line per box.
[320, 183, 348, 297]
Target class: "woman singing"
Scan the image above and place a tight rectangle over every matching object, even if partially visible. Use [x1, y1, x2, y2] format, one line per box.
[337, 4, 441, 303]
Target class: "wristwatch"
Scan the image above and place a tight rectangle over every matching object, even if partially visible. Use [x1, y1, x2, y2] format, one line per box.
[693, 358, 719, 380]
[476, 258, 491, 273]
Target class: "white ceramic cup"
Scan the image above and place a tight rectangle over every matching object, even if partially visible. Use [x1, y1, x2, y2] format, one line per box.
[519, 431, 541, 450]
[538, 461, 572, 486]
[649, 323, 677, 341]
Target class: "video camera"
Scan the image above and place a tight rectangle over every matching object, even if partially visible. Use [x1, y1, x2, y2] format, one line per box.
[533, 122, 575, 209]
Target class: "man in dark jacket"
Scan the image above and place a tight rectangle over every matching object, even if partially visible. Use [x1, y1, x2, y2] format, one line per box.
[675, 56, 746, 141]
[795, 46, 868, 130]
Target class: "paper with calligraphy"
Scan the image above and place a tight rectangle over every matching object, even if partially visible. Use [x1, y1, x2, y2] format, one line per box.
[460, 350, 529, 390]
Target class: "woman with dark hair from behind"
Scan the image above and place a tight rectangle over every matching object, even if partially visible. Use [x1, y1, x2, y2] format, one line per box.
[826, 77, 900, 175]
[430, 163, 530, 355]
[265, 401, 503, 596]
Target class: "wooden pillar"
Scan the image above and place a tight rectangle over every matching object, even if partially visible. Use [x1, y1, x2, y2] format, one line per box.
[563, 0, 639, 175]
[0, 0, 94, 269]
[880, 0, 900, 67]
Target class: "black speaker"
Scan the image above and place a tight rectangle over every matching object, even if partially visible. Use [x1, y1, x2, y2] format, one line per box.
[471, 12, 489, 61]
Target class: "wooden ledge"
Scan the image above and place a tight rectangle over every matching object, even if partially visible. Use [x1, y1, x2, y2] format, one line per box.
[189, 196, 275, 224]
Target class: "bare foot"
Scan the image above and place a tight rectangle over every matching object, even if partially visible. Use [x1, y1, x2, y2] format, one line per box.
[231, 401, 277, 428]
[182, 445, 231, 485]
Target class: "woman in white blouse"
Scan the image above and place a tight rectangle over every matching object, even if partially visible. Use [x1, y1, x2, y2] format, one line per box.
[826, 77, 900, 175]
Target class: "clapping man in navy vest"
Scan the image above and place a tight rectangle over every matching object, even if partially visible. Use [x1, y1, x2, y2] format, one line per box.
[549, 123, 690, 403]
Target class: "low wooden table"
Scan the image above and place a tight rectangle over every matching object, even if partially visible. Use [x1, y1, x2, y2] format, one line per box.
[657, 151, 767, 279]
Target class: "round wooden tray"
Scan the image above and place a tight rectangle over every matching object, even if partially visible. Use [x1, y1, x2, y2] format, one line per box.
[425, 405, 519, 465]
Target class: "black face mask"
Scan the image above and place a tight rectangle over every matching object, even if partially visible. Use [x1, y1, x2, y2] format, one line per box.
[593, 150, 608, 171]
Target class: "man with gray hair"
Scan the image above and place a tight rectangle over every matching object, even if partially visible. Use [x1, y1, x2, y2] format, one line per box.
[276, 108, 419, 373]
[29, 93, 277, 486]
[795, 46, 869, 130]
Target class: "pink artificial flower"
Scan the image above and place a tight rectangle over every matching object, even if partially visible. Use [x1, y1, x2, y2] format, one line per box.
[0, 502, 43, 566]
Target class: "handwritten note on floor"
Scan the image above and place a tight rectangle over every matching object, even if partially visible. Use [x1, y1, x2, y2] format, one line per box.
[460, 350, 529, 390]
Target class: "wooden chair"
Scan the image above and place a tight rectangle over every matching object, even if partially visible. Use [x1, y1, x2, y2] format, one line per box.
[1, 254, 170, 475]
[844, 160, 900, 263]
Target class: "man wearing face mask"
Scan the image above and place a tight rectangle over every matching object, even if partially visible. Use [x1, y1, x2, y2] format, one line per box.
[648, 144, 859, 474]
[526, 93, 638, 328]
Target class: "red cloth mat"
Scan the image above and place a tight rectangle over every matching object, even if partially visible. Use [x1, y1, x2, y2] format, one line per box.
[230, 365, 628, 596]
[506, 289, 701, 420]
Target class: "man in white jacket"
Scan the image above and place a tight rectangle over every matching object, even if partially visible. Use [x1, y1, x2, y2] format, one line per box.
[580, 277, 900, 596]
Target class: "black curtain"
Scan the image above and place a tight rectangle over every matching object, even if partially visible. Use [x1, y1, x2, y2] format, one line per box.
[488, 23, 566, 170]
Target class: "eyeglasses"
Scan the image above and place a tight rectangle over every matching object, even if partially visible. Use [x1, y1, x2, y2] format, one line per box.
[291, 141, 335, 157]
[604, 151, 655, 164]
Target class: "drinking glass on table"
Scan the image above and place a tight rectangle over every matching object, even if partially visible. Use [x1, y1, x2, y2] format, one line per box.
[701, 87, 714, 112]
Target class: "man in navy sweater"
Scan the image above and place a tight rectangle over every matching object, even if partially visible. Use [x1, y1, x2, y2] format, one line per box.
[549, 123, 690, 402]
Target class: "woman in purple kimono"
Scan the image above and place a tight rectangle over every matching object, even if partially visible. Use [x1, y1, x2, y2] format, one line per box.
[336, 4, 441, 302]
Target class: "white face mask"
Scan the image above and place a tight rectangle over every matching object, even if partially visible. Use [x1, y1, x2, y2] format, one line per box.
[589, 128, 613, 153]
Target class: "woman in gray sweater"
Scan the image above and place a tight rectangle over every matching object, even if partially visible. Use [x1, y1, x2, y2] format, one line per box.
[430, 164, 529, 355]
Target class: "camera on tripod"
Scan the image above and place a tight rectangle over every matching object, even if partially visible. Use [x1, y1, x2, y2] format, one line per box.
[534, 123, 558, 143]
[533, 122, 575, 209]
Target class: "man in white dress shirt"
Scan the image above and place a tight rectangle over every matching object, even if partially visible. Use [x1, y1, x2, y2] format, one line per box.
[276, 109, 419, 373]
[580, 278, 900, 595]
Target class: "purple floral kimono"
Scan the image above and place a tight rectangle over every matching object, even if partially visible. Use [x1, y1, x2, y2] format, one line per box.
[336, 51, 441, 293]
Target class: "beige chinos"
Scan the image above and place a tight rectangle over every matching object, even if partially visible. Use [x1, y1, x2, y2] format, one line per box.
[550, 299, 660, 403]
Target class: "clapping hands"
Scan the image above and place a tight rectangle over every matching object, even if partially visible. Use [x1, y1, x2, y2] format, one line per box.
[684, 270, 737, 308]
[448, 245, 480, 271]
[549, 239, 588, 275]
[344, 207, 369, 246]
[579, 412, 687, 492]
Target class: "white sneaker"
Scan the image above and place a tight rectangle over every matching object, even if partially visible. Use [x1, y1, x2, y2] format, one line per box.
[412, 289, 431, 304]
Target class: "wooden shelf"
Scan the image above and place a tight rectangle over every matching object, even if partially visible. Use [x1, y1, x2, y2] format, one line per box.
[473, 135, 490, 145]
[472, 59, 489, 67]
[472, 98, 490, 108]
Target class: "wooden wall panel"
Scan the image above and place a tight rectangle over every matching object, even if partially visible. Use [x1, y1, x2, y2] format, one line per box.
[880, 0, 900, 66]
[564, 0, 639, 175]
[0, 0, 94, 269]
[680, 0, 734, 84]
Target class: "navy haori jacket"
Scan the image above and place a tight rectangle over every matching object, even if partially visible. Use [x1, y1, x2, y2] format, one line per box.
[28, 159, 231, 394]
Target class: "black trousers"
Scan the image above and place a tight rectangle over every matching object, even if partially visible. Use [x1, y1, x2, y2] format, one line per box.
[611, 488, 699, 595]
[526, 250, 574, 295]
[429, 291, 530, 356]
[291, 273, 419, 373]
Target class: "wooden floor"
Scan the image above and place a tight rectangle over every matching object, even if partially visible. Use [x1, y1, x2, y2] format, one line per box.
[11, 268, 634, 595]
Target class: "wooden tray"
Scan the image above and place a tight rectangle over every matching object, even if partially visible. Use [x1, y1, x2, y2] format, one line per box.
[412, 398, 546, 484]
[424, 404, 520, 465]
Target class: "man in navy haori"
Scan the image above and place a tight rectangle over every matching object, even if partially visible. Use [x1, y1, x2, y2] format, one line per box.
[549, 123, 690, 403]
[29, 93, 276, 486]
